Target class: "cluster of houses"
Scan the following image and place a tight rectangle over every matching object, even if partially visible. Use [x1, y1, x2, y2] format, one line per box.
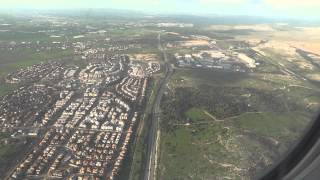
[80, 48, 127, 61]
[3, 41, 160, 179]
[145, 61, 161, 75]
[116, 77, 145, 101]
[0, 85, 56, 130]
[79, 58, 124, 86]
[40, 91, 74, 127]
[7, 74, 149, 180]
[8, 86, 140, 179]
[109, 112, 138, 179]
[53, 99, 83, 128]
[42, 65, 66, 83]
[128, 65, 145, 77]
[6, 61, 62, 84]
[10, 127, 72, 178]
[0, 40, 72, 52]
[128, 60, 160, 78]
[79, 64, 106, 85]
[79, 91, 130, 131]
[67, 130, 110, 177]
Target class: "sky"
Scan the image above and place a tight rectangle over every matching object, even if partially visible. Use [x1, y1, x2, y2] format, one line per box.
[1, 0, 320, 20]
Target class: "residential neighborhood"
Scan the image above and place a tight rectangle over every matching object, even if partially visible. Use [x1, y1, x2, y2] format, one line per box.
[1, 44, 159, 179]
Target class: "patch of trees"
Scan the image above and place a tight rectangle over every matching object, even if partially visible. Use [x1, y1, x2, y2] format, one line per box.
[160, 85, 303, 132]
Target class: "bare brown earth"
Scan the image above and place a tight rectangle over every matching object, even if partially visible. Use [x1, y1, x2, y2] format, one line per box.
[129, 53, 158, 61]
[234, 26, 320, 55]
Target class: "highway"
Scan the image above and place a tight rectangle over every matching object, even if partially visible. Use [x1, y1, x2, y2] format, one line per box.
[143, 34, 173, 180]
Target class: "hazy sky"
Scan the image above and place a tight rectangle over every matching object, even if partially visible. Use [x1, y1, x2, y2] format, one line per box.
[1, 0, 320, 20]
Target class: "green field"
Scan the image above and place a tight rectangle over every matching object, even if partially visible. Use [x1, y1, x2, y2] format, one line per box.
[0, 31, 56, 42]
[0, 133, 21, 176]
[158, 58, 320, 179]
[232, 112, 310, 138]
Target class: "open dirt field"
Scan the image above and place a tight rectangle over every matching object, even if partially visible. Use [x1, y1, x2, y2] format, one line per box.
[129, 53, 158, 61]
[179, 39, 210, 47]
[208, 24, 275, 31]
[306, 73, 320, 82]
[236, 26, 320, 55]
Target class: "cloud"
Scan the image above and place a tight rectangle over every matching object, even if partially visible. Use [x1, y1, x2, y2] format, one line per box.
[199, 0, 250, 5]
[198, 0, 320, 9]
[1, 0, 319, 19]
[262, 0, 320, 18]
[264, 0, 320, 8]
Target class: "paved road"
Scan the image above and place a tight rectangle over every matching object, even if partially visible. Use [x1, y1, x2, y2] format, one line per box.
[143, 34, 173, 180]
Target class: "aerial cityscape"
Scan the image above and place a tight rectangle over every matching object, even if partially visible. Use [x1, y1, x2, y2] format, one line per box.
[0, 1, 320, 180]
